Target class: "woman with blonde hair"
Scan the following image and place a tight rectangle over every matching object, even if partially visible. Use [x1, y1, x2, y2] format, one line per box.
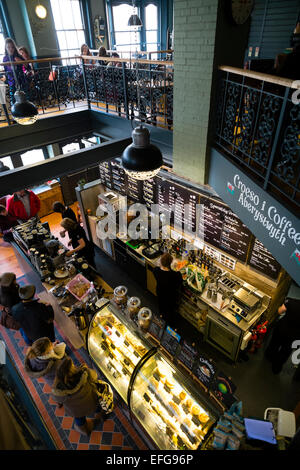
[24, 337, 66, 385]
[61, 217, 95, 266]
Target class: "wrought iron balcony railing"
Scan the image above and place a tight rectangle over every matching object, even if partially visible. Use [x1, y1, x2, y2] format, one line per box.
[215, 66, 300, 214]
[0, 55, 173, 130]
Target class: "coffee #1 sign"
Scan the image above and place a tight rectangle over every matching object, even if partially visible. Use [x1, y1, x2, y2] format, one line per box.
[209, 150, 300, 284]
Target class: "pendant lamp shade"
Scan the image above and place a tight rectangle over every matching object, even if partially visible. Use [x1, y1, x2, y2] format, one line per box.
[128, 14, 142, 27]
[122, 126, 163, 180]
[11, 91, 38, 125]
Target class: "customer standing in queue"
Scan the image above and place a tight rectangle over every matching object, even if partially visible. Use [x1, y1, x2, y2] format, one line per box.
[24, 337, 66, 386]
[11, 285, 55, 346]
[0, 205, 18, 241]
[7, 189, 41, 222]
[265, 298, 300, 374]
[153, 253, 182, 327]
[0, 272, 21, 330]
[60, 218, 95, 267]
[51, 357, 108, 435]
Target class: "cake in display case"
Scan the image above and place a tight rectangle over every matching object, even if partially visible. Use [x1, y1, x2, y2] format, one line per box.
[88, 303, 218, 450]
[129, 353, 216, 450]
[88, 303, 153, 402]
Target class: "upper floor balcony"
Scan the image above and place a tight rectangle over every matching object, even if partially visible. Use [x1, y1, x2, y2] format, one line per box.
[0, 54, 173, 131]
[214, 66, 300, 217]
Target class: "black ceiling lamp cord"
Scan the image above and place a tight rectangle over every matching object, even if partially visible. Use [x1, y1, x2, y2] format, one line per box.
[121, 2, 163, 181]
[10, 55, 38, 125]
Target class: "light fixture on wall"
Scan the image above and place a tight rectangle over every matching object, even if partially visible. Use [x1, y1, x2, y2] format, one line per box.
[128, 1, 142, 27]
[122, 126, 163, 180]
[11, 91, 38, 125]
[35, 3, 47, 19]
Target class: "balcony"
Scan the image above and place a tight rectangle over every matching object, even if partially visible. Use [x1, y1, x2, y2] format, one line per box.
[214, 66, 300, 216]
[0, 55, 173, 130]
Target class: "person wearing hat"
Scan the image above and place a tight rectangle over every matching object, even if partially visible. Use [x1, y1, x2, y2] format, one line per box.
[0, 272, 21, 330]
[11, 285, 55, 346]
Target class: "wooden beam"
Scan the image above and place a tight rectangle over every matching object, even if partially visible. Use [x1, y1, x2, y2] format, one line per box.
[0, 138, 131, 197]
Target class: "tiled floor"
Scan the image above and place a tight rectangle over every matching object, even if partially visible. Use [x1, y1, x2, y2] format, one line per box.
[0, 309, 147, 450]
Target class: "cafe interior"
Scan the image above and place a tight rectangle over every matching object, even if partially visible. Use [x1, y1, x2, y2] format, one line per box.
[0, 0, 299, 452]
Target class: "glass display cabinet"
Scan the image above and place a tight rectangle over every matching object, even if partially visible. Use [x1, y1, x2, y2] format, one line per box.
[88, 303, 153, 402]
[129, 352, 217, 450]
[88, 302, 218, 450]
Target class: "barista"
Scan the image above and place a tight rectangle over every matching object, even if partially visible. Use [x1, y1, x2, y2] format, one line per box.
[60, 218, 95, 267]
[265, 298, 300, 374]
[153, 253, 182, 327]
[52, 201, 77, 223]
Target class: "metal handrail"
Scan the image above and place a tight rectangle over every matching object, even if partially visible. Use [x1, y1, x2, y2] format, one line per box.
[219, 65, 300, 89]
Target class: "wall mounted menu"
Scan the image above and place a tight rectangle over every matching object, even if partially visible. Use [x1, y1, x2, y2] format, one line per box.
[161, 326, 181, 357]
[141, 178, 157, 208]
[198, 197, 252, 262]
[177, 340, 198, 372]
[110, 159, 126, 195]
[193, 354, 216, 389]
[157, 178, 199, 233]
[126, 174, 142, 202]
[99, 162, 112, 189]
[248, 238, 281, 280]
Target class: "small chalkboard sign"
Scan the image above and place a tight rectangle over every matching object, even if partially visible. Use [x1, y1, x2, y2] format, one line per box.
[193, 354, 216, 390]
[161, 326, 181, 357]
[211, 371, 237, 409]
[148, 314, 165, 343]
[177, 340, 198, 373]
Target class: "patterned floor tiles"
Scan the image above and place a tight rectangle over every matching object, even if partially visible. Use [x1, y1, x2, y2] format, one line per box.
[0, 275, 148, 450]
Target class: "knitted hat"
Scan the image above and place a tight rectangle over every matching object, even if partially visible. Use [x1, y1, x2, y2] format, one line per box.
[0, 272, 16, 287]
[19, 285, 36, 300]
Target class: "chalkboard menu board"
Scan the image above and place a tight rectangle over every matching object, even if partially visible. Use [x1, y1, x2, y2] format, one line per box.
[141, 178, 157, 208]
[99, 162, 112, 189]
[126, 174, 142, 202]
[157, 178, 199, 233]
[177, 340, 198, 372]
[198, 197, 252, 262]
[148, 314, 165, 342]
[248, 238, 281, 280]
[110, 159, 126, 195]
[193, 354, 216, 389]
[161, 326, 181, 357]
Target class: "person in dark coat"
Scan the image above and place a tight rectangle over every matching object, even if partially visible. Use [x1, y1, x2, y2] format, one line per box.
[265, 298, 300, 374]
[11, 285, 55, 345]
[52, 201, 77, 223]
[24, 337, 66, 386]
[0, 272, 21, 330]
[153, 253, 183, 327]
[0, 205, 18, 242]
[51, 357, 102, 435]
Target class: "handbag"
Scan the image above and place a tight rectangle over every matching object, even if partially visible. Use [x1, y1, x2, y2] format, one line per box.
[0, 307, 21, 330]
[94, 380, 114, 414]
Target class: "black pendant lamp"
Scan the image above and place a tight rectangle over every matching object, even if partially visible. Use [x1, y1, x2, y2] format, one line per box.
[122, 125, 163, 180]
[11, 90, 38, 125]
[128, 2, 142, 27]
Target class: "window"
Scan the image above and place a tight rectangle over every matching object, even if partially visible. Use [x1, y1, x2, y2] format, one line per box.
[50, 0, 86, 61]
[108, 1, 159, 57]
[0, 156, 13, 170]
[21, 149, 45, 166]
[0, 19, 5, 58]
[112, 3, 141, 57]
[145, 3, 158, 58]
[61, 142, 80, 154]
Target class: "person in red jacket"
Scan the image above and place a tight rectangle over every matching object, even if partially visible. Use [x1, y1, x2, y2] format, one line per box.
[7, 190, 41, 222]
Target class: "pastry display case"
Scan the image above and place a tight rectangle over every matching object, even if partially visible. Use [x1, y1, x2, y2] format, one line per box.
[129, 353, 217, 450]
[88, 302, 219, 450]
[87, 303, 154, 402]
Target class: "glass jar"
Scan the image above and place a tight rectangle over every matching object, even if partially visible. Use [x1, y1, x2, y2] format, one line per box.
[127, 296, 141, 320]
[138, 307, 152, 331]
[113, 285, 128, 305]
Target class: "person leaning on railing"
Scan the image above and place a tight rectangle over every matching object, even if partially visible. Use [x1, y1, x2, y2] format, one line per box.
[2, 38, 26, 104]
[80, 44, 95, 65]
[98, 46, 109, 66]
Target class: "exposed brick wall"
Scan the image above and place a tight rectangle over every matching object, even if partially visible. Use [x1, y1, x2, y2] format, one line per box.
[173, 0, 218, 184]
